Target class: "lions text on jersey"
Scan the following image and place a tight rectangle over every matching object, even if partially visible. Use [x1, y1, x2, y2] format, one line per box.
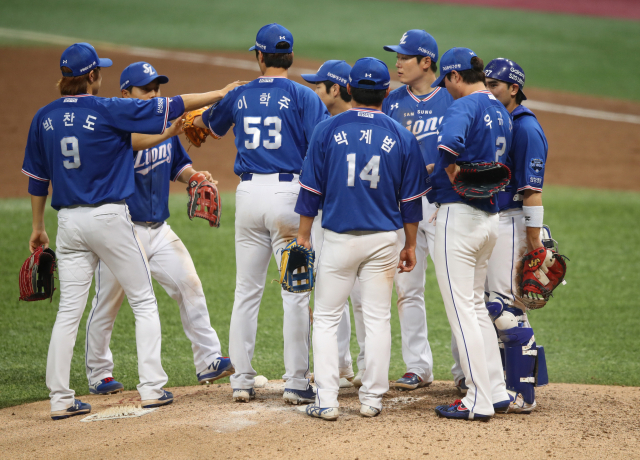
[430, 90, 513, 213]
[298, 108, 428, 233]
[202, 77, 329, 176]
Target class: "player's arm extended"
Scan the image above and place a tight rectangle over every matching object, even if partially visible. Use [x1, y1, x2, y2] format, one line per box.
[29, 195, 49, 253]
[523, 190, 544, 251]
[181, 81, 248, 113]
[131, 118, 184, 151]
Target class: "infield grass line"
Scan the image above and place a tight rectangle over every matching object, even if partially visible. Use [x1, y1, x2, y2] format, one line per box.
[1, 26, 639, 125]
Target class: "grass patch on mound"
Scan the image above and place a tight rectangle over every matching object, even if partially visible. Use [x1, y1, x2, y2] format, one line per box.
[1, 0, 639, 100]
[0, 186, 638, 408]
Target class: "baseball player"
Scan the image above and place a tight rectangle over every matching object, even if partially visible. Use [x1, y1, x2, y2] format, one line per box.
[192, 24, 330, 404]
[451, 58, 550, 412]
[296, 57, 428, 420]
[23, 43, 235, 419]
[301, 60, 362, 387]
[83, 62, 242, 396]
[381, 29, 454, 390]
[428, 48, 512, 420]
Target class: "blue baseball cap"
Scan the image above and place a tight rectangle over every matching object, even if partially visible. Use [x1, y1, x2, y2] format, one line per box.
[301, 60, 351, 87]
[120, 62, 169, 91]
[484, 58, 527, 100]
[383, 30, 438, 62]
[431, 47, 478, 88]
[348, 57, 390, 90]
[60, 42, 112, 77]
[249, 23, 294, 54]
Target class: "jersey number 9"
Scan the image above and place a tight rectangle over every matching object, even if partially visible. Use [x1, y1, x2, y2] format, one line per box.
[61, 136, 81, 169]
[244, 116, 282, 150]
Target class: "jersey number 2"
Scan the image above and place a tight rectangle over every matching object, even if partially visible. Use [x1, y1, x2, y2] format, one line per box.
[244, 117, 282, 149]
[61, 136, 80, 169]
[495, 136, 506, 162]
[346, 154, 380, 189]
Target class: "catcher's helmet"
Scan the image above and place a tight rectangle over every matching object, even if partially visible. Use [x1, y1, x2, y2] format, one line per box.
[484, 58, 527, 101]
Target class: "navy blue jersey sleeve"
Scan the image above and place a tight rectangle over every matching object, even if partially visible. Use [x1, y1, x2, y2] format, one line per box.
[170, 135, 192, 181]
[298, 122, 326, 198]
[22, 114, 50, 182]
[294, 187, 321, 217]
[167, 96, 185, 120]
[202, 88, 238, 138]
[28, 177, 49, 196]
[400, 198, 423, 223]
[103, 97, 173, 135]
[298, 86, 330, 143]
[400, 134, 429, 202]
[515, 117, 548, 192]
[437, 99, 474, 162]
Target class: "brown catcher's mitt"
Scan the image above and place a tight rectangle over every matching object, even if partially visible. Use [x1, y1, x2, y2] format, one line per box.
[187, 172, 221, 227]
[19, 245, 57, 302]
[183, 107, 211, 148]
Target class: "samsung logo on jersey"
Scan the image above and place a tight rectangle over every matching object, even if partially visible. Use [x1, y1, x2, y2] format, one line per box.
[156, 97, 164, 114]
[63, 98, 78, 103]
[442, 63, 462, 72]
[259, 78, 274, 83]
[358, 112, 374, 118]
[327, 72, 347, 84]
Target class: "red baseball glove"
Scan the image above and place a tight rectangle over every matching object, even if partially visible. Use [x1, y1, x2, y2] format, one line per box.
[187, 172, 221, 228]
[518, 247, 568, 309]
[19, 245, 57, 302]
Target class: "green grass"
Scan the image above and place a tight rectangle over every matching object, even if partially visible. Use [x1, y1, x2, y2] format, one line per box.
[0, 186, 638, 409]
[1, 0, 639, 100]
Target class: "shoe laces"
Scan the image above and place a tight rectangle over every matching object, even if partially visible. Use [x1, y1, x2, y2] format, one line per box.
[401, 372, 417, 379]
[450, 399, 463, 408]
[103, 377, 114, 383]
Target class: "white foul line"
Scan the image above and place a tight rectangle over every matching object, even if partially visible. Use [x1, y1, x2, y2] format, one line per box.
[2, 27, 640, 125]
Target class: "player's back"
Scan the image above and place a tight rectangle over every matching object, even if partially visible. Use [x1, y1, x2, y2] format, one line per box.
[497, 105, 548, 211]
[429, 90, 513, 213]
[303, 108, 426, 233]
[205, 77, 329, 176]
[23, 95, 171, 209]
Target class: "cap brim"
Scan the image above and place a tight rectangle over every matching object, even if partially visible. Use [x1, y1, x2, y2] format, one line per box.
[248, 46, 256, 51]
[431, 73, 447, 88]
[130, 74, 170, 89]
[383, 45, 414, 55]
[98, 58, 112, 68]
[300, 73, 323, 83]
[519, 89, 527, 100]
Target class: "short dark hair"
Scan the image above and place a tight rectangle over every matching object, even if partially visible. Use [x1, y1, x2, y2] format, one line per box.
[413, 55, 437, 73]
[321, 80, 352, 103]
[255, 41, 293, 69]
[349, 82, 386, 106]
[57, 67, 100, 96]
[506, 83, 525, 105]
[446, 56, 485, 86]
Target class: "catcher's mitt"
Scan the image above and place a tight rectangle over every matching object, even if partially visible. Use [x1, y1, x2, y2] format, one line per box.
[453, 162, 511, 199]
[19, 245, 57, 302]
[279, 239, 315, 293]
[183, 106, 211, 148]
[187, 172, 221, 228]
[517, 247, 568, 310]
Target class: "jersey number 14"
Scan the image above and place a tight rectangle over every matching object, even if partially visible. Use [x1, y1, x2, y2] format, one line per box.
[346, 154, 380, 189]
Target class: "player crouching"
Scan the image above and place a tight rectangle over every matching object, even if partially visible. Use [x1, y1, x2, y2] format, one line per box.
[295, 58, 428, 420]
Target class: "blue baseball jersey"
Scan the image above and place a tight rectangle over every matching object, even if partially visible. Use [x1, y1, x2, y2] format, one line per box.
[382, 86, 454, 166]
[202, 76, 330, 176]
[22, 94, 177, 210]
[127, 131, 192, 222]
[429, 90, 513, 213]
[299, 108, 428, 233]
[497, 105, 548, 211]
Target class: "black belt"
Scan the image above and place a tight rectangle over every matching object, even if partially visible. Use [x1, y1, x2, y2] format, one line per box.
[62, 200, 125, 209]
[133, 221, 164, 229]
[240, 173, 295, 182]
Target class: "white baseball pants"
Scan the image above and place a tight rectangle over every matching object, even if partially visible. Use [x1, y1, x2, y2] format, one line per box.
[229, 174, 310, 391]
[314, 230, 398, 410]
[85, 222, 222, 384]
[48, 203, 166, 411]
[434, 203, 507, 417]
[450, 208, 528, 383]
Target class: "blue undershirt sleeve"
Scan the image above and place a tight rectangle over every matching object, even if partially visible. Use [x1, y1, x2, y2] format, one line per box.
[294, 188, 321, 217]
[400, 198, 423, 223]
[28, 177, 49, 196]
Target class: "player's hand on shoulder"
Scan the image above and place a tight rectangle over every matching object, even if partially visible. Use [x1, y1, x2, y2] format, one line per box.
[222, 81, 250, 95]
[398, 246, 416, 273]
[29, 229, 49, 253]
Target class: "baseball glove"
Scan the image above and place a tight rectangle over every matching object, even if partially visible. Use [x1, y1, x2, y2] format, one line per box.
[19, 245, 57, 302]
[517, 247, 568, 310]
[187, 172, 221, 227]
[182, 107, 211, 148]
[452, 162, 511, 199]
[279, 240, 315, 293]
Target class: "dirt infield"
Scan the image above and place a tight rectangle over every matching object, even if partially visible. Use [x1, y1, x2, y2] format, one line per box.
[2, 46, 640, 198]
[1, 380, 638, 459]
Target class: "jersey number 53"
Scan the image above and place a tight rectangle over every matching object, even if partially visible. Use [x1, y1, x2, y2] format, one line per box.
[243, 116, 282, 150]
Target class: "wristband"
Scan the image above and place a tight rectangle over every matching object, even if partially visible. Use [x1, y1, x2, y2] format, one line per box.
[523, 205, 543, 228]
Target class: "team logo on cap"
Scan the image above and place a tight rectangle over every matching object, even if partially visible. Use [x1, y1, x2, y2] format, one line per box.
[280, 35, 286, 40]
[143, 63, 155, 75]
[365, 73, 372, 77]
[79, 61, 96, 73]
[400, 32, 408, 44]
[442, 63, 462, 72]
[418, 47, 436, 59]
